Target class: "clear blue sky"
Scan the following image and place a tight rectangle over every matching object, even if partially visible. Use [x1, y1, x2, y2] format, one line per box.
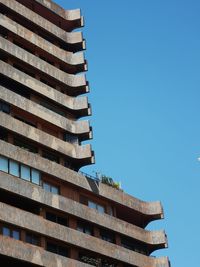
[57, 1, 200, 266]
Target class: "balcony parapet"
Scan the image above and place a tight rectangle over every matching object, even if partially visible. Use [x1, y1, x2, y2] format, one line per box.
[0, 171, 168, 249]
[0, 141, 164, 220]
[0, 0, 85, 49]
[0, 86, 91, 137]
[0, 14, 86, 68]
[0, 113, 93, 162]
[0, 61, 90, 114]
[0, 236, 90, 267]
[0, 202, 170, 267]
[0, 37, 88, 91]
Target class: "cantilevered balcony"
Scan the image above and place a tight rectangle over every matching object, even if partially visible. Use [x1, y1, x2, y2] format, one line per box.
[16, 0, 84, 31]
[0, 141, 164, 223]
[0, 61, 90, 116]
[0, 14, 87, 73]
[0, 202, 170, 267]
[0, 37, 88, 94]
[0, 86, 92, 140]
[0, 0, 85, 52]
[0, 171, 167, 252]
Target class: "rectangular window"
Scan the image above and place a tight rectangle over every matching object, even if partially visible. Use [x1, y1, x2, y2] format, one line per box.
[21, 165, 31, 181]
[2, 226, 20, 240]
[13, 230, 20, 240]
[100, 229, 115, 243]
[2, 227, 10, 237]
[43, 182, 59, 195]
[46, 242, 68, 257]
[88, 200, 105, 214]
[46, 212, 68, 227]
[9, 160, 20, 177]
[26, 233, 39, 246]
[0, 156, 8, 173]
[0, 101, 10, 114]
[31, 169, 40, 185]
[77, 221, 93, 236]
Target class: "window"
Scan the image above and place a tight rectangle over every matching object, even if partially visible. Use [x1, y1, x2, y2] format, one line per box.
[21, 165, 31, 181]
[0, 101, 10, 114]
[0, 156, 41, 185]
[64, 133, 78, 144]
[14, 138, 38, 154]
[0, 156, 8, 172]
[100, 229, 115, 244]
[42, 150, 59, 163]
[88, 200, 105, 214]
[121, 237, 148, 255]
[31, 169, 41, 185]
[46, 242, 68, 257]
[77, 221, 93, 236]
[2, 226, 20, 240]
[26, 233, 40, 246]
[43, 182, 59, 195]
[46, 212, 68, 227]
[9, 160, 20, 177]
[0, 128, 8, 141]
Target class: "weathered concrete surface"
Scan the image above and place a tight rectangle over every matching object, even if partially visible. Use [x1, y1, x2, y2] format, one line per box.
[0, 202, 170, 267]
[0, 141, 163, 218]
[0, 112, 93, 160]
[99, 182, 164, 218]
[0, 37, 87, 89]
[0, 0, 84, 46]
[0, 86, 91, 135]
[34, 0, 83, 22]
[0, 14, 86, 67]
[0, 236, 91, 267]
[0, 61, 90, 113]
[0, 172, 167, 248]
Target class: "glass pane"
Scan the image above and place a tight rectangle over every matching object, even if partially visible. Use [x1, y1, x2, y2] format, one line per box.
[58, 246, 68, 257]
[97, 204, 105, 214]
[25, 234, 32, 244]
[21, 165, 31, 181]
[9, 160, 20, 177]
[51, 186, 59, 195]
[47, 242, 57, 253]
[13, 230, 20, 240]
[0, 156, 8, 173]
[31, 169, 40, 185]
[43, 182, 51, 192]
[88, 201, 96, 209]
[3, 227, 10, 237]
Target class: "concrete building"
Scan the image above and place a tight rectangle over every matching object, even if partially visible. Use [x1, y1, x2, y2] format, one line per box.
[0, 0, 170, 266]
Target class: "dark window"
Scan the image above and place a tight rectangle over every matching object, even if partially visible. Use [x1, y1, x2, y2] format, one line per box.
[77, 221, 93, 236]
[46, 242, 68, 257]
[0, 101, 10, 114]
[14, 116, 36, 128]
[64, 133, 78, 144]
[26, 233, 40, 246]
[42, 150, 59, 163]
[43, 182, 59, 195]
[46, 212, 68, 227]
[40, 100, 65, 116]
[14, 138, 38, 154]
[121, 237, 148, 255]
[0, 128, 8, 141]
[100, 229, 115, 244]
